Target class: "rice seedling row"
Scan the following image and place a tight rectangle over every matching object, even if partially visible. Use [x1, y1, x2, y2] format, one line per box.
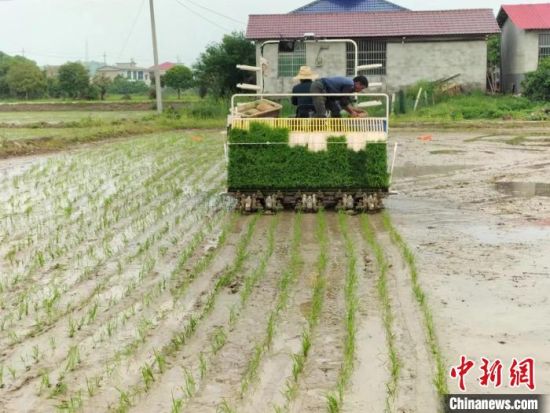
[324, 213, 359, 413]
[1, 194, 227, 398]
[381, 212, 448, 397]
[1, 135, 219, 293]
[0, 131, 229, 408]
[359, 214, 401, 412]
[270, 211, 328, 412]
[97, 214, 259, 412]
[147, 215, 280, 413]
[0, 157, 223, 343]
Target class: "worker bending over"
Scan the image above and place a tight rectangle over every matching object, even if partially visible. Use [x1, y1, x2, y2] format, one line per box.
[310, 75, 368, 118]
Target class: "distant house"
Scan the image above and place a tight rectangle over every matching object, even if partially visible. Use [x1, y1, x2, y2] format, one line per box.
[246, 0, 500, 92]
[497, 3, 550, 93]
[96, 61, 150, 85]
[149, 61, 177, 78]
[43, 65, 61, 79]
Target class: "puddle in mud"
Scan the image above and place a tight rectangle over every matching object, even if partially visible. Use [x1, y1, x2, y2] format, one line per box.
[495, 182, 550, 198]
[463, 224, 550, 245]
[392, 163, 472, 178]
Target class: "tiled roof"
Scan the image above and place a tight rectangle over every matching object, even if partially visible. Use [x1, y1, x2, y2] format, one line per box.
[149, 62, 177, 71]
[247, 9, 500, 39]
[497, 3, 550, 29]
[292, 0, 407, 13]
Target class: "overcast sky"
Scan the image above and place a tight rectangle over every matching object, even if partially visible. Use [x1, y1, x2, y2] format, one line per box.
[0, 0, 547, 68]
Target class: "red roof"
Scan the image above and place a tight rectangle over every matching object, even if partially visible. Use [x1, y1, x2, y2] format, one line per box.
[246, 9, 500, 39]
[498, 3, 550, 29]
[149, 62, 176, 71]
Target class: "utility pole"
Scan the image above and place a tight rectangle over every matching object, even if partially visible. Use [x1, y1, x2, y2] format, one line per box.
[149, 0, 163, 113]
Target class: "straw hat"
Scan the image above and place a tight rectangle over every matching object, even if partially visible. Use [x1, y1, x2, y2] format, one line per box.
[293, 66, 318, 81]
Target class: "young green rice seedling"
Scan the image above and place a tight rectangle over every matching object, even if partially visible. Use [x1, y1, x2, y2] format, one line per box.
[199, 352, 207, 380]
[65, 345, 81, 372]
[51, 376, 67, 397]
[67, 317, 77, 338]
[86, 375, 100, 397]
[217, 400, 237, 413]
[87, 301, 99, 324]
[7, 365, 16, 380]
[182, 367, 196, 397]
[154, 348, 166, 374]
[141, 362, 155, 391]
[31, 345, 40, 364]
[210, 327, 227, 355]
[326, 393, 341, 413]
[49, 336, 56, 353]
[116, 387, 132, 411]
[171, 392, 183, 413]
[38, 370, 51, 395]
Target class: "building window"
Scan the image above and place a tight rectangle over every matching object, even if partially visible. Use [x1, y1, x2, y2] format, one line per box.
[540, 33, 550, 62]
[127, 70, 132, 79]
[278, 41, 306, 77]
[138, 71, 144, 80]
[346, 40, 386, 76]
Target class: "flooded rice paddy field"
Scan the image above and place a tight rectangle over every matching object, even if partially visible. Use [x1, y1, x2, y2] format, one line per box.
[0, 126, 548, 412]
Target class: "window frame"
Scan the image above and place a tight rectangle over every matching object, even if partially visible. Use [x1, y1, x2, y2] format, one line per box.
[278, 41, 306, 77]
[346, 39, 387, 76]
[539, 33, 550, 62]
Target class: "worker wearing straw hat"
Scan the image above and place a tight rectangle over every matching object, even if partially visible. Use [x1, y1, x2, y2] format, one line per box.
[291, 66, 318, 118]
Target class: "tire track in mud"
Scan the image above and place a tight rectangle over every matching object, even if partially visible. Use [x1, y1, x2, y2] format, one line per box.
[134, 214, 292, 413]
[366, 213, 440, 413]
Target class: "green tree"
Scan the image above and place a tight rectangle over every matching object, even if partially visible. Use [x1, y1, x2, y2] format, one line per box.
[522, 58, 550, 101]
[487, 35, 501, 70]
[5, 59, 46, 99]
[163, 65, 193, 99]
[58, 62, 89, 99]
[193, 32, 255, 97]
[0, 51, 13, 97]
[92, 73, 112, 100]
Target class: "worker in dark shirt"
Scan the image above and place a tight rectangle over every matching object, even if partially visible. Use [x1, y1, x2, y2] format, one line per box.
[291, 66, 318, 118]
[310, 75, 368, 118]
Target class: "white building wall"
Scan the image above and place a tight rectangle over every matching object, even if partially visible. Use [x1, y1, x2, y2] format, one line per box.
[257, 42, 346, 93]
[386, 39, 487, 91]
[256, 39, 488, 93]
[501, 20, 540, 93]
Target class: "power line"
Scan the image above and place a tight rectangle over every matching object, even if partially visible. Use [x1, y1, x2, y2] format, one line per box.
[118, 0, 147, 59]
[178, 0, 245, 25]
[172, 0, 233, 32]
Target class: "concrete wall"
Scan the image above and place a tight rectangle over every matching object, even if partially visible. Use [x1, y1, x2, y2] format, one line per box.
[386, 39, 487, 91]
[501, 20, 540, 93]
[256, 42, 346, 93]
[256, 38, 487, 93]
